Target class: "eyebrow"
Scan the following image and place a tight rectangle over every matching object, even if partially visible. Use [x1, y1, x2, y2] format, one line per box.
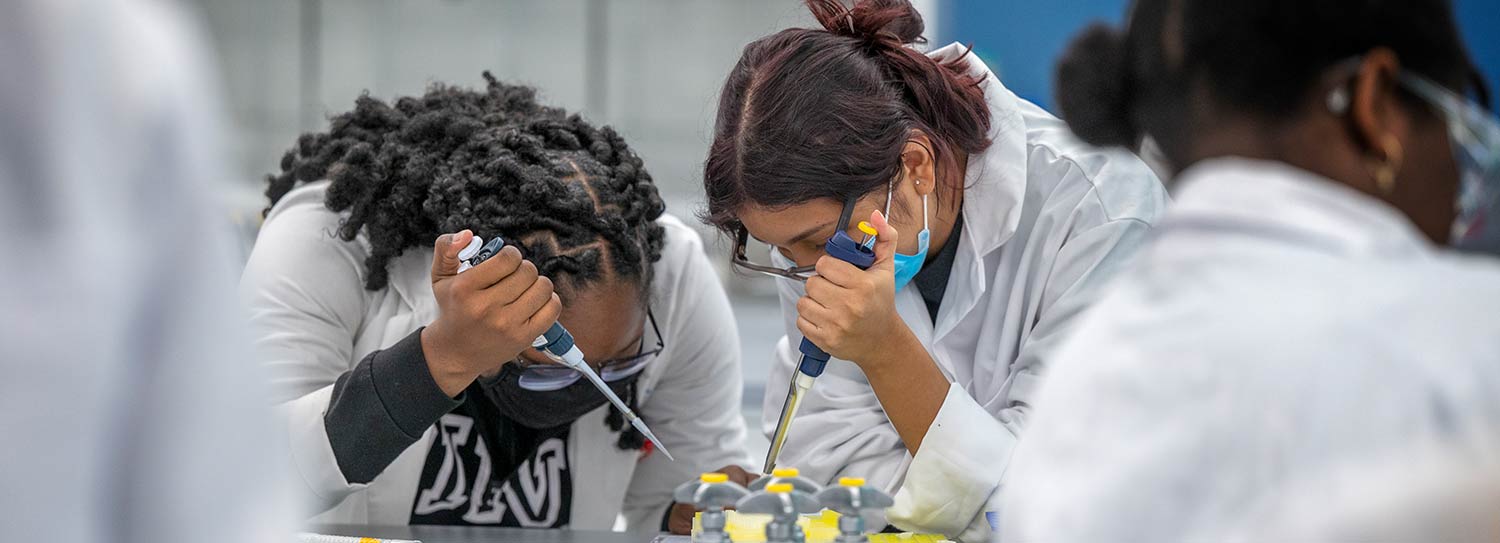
[606, 332, 643, 360]
[785, 220, 835, 247]
[603, 314, 649, 360]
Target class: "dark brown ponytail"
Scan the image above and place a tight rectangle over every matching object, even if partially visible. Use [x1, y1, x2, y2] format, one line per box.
[702, 0, 991, 234]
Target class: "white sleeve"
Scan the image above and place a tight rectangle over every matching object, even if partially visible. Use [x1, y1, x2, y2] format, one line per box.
[622, 224, 754, 531]
[889, 216, 1157, 542]
[759, 255, 912, 491]
[239, 196, 374, 509]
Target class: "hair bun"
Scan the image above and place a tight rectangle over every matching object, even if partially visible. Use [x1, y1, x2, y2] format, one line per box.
[1054, 23, 1137, 148]
[807, 0, 925, 45]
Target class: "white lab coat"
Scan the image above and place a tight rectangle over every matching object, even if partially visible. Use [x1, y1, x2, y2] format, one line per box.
[1250, 445, 1500, 541]
[1002, 158, 1500, 542]
[0, 1, 295, 542]
[241, 182, 753, 531]
[762, 43, 1169, 542]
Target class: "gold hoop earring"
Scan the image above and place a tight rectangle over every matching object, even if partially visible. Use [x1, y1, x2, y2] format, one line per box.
[1370, 138, 1404, 195]
[1373, 163, 1397, 194]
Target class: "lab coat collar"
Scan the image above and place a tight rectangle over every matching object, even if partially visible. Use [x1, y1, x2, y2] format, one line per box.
[1170, 158, 1434, 257]
[919, 44, 1028, 342]
[389, 247, 438, 319]
[927, 43, 1028, 258]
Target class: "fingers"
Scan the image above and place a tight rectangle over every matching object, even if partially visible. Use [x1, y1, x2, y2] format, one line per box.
[509, 275, 556, 320]
[869, 210, 900, 272]
[814, 254, 864, 287]
[667, 502, 695, 535]
[803, 276, 836, 307]
[457, 245, 525, 290]
[520, 291, 563, 338]
[720, 465, 758, 486]
[796, 314, 822, 342]
[430, 230, 473, 281]
[486, 259, 541, 305]
[796, 295, 833, 325]
[799, 289, 858, 347]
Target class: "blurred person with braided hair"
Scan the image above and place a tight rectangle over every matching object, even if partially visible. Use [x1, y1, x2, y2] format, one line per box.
[241, 74, 753, 534]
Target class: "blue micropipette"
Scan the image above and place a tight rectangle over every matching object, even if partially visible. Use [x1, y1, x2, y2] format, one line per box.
[762, 222, 877, 473]
[458, 235, 674, 461]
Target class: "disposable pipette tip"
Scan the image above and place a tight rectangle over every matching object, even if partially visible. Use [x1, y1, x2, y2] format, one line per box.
[633, 418, 675, 461]
[567, 348, 674, 461]
[764, 368, 811, 472]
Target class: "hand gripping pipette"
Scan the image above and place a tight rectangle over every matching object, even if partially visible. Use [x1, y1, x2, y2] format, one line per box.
[457, 235, 675, 461]
[763, 219, 877, 473]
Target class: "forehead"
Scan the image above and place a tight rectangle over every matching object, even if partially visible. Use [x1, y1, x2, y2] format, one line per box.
[736, 188, 901, 247]
[555, 276, 647, 358]
[737, 199, 848, 244]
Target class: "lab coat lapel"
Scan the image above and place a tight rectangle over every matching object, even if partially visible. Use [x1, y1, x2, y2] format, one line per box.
[387, 248, 440, 324]
[925, 43, 1029, 343]
[896, 287, 940, 374]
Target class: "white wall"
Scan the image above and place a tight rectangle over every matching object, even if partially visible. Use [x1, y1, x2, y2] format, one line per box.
[190, 1, 939, 430]
[191, 1, 817, 223]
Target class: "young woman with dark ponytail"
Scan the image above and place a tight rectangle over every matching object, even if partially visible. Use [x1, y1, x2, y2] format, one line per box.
[241, 75, 753, 533]
[1006, 0, 1500, 539]
[701, 0, 1168, 538]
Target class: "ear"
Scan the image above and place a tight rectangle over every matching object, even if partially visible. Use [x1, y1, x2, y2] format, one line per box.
[902, 131, 938, 197]
[1348, 49, 1411, 166]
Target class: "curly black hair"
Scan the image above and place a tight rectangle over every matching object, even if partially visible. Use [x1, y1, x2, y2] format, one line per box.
[265, 73, 666, 450]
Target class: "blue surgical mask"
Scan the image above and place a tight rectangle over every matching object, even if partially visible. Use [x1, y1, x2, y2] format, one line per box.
[878, 178, 930, 291]
[1397, 73, 1500, 254]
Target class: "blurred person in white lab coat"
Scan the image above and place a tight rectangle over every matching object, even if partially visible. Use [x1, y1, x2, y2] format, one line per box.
[0, 0, 294, 542]
[1004, 0, 1500, 540]
[1249, 444, 1500, 541]
[242, 76, 753, 534]
[699, 0, 1168, 539]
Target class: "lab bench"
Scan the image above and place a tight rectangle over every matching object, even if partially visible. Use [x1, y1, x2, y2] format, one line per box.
[308, 523, 650, 543]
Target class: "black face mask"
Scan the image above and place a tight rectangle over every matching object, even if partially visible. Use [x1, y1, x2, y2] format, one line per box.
[480, 363, 642, 431]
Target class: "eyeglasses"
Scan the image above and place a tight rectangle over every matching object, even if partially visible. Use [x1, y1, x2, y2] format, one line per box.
[1397, 71, 1499, 170]
[1323, 57, 1500, 243]
[1397, 72, 1500, 247]
[1327, 57, 1500, 248]
[731, 195, 860, 282]
[1324, 59, 1497, 172]
[514, 309, 665, 391]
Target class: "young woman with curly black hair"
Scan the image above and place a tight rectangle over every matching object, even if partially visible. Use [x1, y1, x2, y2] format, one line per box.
[241, 74, 753, 533]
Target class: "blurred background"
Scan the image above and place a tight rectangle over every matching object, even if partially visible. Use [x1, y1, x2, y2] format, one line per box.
[189, 0, 1500, 461]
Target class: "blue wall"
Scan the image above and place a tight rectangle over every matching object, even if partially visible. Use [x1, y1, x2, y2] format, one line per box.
[1457, 0, 1500, 104]
[938, 0, 1499, 113]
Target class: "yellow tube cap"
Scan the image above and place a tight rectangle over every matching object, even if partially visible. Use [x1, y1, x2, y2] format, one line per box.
[767, 483, 794, 494]
[701, 472, 729, 484]
[772, 467, 800, 478]
[857, 221, 878, 236]
[839, 477, 866, 487]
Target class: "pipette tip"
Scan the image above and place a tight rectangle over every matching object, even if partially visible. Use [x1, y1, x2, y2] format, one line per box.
[634, 419, 675, 461]
[566, 349, 675, 461]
